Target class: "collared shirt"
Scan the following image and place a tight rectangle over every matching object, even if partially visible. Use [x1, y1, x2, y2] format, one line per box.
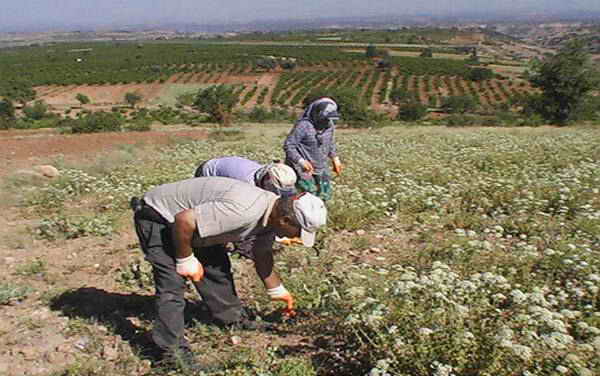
[142, 176, 278, 250]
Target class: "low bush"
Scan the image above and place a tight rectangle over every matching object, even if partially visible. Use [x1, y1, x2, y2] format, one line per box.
[237, 106, 293, 123]
[69, 111, 124, 133]
[246, 106, 269, 123]
[36, 214, 115, 240]
[208, 127, 245, 142]
[445, 113, 479, 127]
[397, 101, 428, 121]
[441, 95, 479, 114]
[22, 100, 49, 120]
[0, 283, 33, 305]
[149, 106, 182, 125]
[12, 116, 62, 130]
[0, 99, 15, 119]
[468, 67, 494, 81]
[0, 116, 14, 130]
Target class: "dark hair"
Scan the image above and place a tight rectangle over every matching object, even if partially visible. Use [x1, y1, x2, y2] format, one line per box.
[278, 196, 296, 220]
[194, 160, 208, 178]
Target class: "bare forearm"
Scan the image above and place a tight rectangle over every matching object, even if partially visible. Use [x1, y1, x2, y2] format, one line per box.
[253, 247, 281, 289]
[172, 210, 196, 259]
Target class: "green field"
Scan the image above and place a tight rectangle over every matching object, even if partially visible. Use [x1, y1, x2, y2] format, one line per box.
[6, 124, 599, 375]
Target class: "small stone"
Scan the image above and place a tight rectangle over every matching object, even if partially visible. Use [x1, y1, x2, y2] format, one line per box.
[46, 351, 69, 364]
[56, 343, 73, 353]
[102, 344, 119, 360]
[230, 336, 242, 345]
[18, 345, 37, 360]
[356, 230, 366, 236]
[139, 359, 152, 374]
[33, 165, 60, 178]
[74, 336, 90, 351]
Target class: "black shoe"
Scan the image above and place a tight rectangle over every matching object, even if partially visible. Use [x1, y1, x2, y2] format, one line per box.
[158, 347, 205, 373]
[227, 316, 275, 331]
[216, 308, 275, 331]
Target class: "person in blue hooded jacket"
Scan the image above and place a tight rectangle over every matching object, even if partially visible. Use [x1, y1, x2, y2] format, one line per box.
[283, 97, 342, 201]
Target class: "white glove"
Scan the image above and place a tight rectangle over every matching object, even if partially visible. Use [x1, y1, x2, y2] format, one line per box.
[298, 158, 315, 174]
[267, 284, 296, 316]
[176, 255, 204, 282]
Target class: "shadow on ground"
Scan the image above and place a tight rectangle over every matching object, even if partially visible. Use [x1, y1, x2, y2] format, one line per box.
[49, 287, 212, 360]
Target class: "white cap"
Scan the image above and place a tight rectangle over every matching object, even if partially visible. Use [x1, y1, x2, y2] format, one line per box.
[292, 193, 327, 247]
[257, 163, 297, 197]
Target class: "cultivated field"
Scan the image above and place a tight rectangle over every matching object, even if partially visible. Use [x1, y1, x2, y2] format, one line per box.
[1, 41, 535, 117]
[1, 124, 599, 375]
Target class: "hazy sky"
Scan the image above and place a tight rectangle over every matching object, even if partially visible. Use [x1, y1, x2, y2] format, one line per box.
[2, 0, 600, 31]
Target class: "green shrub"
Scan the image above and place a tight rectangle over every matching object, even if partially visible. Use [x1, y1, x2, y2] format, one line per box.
[75, 93, 90, 105]
[420, 48, 433, 58]
[208, 127, 245, 141]
[247, 106, 269, 123]
[0, 98, 16, 119]
[468, 67, 494, 81]
[149, 106, 182, 125]
[126, 119, 151, 132]
[22, 100, 49, 120]
[13, 116, 61, 130]
[389, 88, 412, 105]
[516, 113, 545, 127]
[194, 84, 239, 126]
[397, 101, 428, 121]
[445, 113, 478, 127]
[365, 44, 378, 58]
[441, 95, 479, 114]
[0, 283, 33, 305]
[70, 111, 123, 133]
[0, 116, 14, 130]
[36, 214, 116, 240]
[15, 258, 46, 276]
[176, 92, 195, 107]
[124, 91, 143, 108]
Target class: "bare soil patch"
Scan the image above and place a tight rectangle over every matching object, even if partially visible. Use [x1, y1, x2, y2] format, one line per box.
[0, 126, 208, 178]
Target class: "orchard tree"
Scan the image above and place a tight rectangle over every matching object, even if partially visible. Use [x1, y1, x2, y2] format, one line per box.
[420, 48, 433, 58]
[468, 67, 494, 82]
[397, 100, 428, 121]
[193, 85, 239, 126]
[75, 93, 90, 105]
[389, 88, 412, 105]
[0, 99, 15, 119]
[527, 40, 599, 124]
[365, 44, 378, 58]
[0, 99, 15, 129]
[23, 100, 49, 120]
[441, 95, 479, 114]
[124, 92, 143, 108]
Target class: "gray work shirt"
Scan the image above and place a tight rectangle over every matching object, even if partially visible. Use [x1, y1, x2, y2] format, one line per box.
[142, 177, 278, 249]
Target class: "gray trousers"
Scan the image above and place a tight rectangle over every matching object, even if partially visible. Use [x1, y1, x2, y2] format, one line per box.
[133, 210, 242, 352]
